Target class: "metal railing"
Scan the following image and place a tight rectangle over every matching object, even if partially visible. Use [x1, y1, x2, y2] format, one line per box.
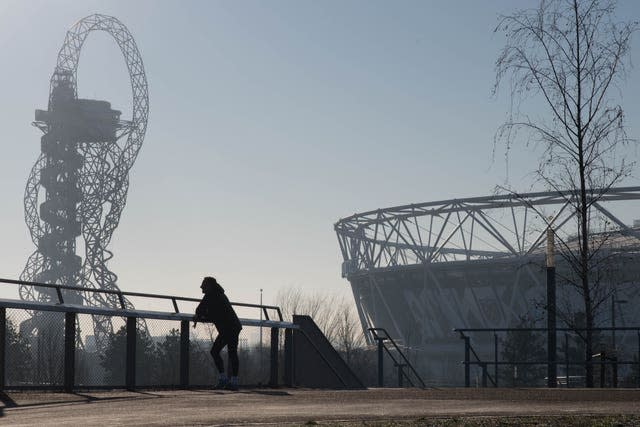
[0, 277, 283, 321]
[0, 278, 295, 391]
[455, 327, 640, 388]
[369, 327, 426, 388]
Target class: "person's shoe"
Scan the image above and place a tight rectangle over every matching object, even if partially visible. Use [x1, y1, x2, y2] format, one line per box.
[214, 378, 228, 390]
[226, 377, 239, 391]
[225, 382, 239, 391]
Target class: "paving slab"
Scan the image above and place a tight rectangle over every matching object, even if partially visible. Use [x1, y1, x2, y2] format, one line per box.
[1, 388, 639, 426]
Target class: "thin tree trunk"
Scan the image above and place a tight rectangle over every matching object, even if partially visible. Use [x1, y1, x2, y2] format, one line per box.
[573, 0, 593, 388]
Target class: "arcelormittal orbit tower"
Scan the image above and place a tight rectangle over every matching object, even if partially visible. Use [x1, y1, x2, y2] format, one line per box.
[19, 14, 149, 351]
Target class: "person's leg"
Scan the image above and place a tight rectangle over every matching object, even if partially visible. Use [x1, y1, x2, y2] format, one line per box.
[210, 334, 228, 386]
[227, 332, 240, 377]
[226, 331, 240, 390]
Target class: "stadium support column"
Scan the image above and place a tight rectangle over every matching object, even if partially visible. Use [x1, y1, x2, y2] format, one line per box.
[546, 226, 557, 388]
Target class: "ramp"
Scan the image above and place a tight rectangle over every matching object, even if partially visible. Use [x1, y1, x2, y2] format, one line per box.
[291, 315, 364, 389]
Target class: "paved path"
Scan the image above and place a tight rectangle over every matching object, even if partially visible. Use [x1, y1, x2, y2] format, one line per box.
[1, 388, 640, 426]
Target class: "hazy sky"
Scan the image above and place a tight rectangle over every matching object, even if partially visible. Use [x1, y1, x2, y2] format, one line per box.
[1, 0, 640, 307]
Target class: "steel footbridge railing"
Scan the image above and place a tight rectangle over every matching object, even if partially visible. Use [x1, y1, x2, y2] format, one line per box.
[454, 327, 640, 388]
[368, 327, 426, 388]
[1, 277, 283, 321]
[0, 277, 292, 392]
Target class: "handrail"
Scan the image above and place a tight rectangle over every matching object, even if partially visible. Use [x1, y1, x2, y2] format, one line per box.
[371, 331, 415, 387]
[0, 297, 298, 329]
[456, 330, 497, 387]
[0, 277, 283, 321]
[0, 283, 298, 392]
[369, 327, 426, 388]
[455, 327, 640, 388]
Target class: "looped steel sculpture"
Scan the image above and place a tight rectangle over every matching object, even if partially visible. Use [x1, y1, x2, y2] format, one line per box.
[20, 14, 149, 351]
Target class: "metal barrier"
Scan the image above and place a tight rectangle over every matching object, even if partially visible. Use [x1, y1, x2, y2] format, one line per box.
[0, 278, 296, 391]
[455, 327, 640, 388]
[0, 277, 284, 320]
[369, 327, 426, 388]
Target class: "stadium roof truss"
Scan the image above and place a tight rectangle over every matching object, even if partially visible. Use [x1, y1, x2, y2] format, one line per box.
[335, 187, 640, 277]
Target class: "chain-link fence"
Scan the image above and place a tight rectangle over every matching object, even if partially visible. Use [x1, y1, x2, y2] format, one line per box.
[76, 314, 127, 387]
[189, 323, 272, 386]
[5, 308, 65, 388]
[2, 314, 293, 389]
[0, 306, 293, 390]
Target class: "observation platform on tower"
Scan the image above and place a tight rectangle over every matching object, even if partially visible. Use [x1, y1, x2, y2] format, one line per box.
[35, 97, 122, 142]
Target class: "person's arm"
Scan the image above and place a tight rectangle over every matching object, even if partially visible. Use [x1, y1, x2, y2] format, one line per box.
[193, 294, 209, 327]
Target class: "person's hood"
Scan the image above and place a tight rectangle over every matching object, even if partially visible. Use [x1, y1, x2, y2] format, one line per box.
[206, 281, 225, 294]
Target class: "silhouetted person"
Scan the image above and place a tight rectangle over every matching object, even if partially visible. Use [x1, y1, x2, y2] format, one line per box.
[193, 276, 242, 390]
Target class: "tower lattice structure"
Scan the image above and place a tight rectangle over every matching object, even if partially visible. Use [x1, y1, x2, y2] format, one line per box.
[20, 14, 149, 351]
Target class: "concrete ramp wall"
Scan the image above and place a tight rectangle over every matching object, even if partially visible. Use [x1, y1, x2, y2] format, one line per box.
[291, 315, 364, 389]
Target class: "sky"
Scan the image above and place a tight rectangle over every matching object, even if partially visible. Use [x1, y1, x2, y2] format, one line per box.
[1, 0, 640, 308]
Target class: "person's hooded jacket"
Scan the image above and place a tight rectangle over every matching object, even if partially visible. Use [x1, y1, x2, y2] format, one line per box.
[195, 281, 242, 336]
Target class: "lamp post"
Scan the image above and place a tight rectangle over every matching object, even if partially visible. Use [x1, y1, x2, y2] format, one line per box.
[260, 288, 263, 344]
[259, 288, 264, 376]
[546, 224, 557, 388]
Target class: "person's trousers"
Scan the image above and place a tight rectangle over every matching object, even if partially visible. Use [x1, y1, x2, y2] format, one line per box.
[210, 331, 240, 376]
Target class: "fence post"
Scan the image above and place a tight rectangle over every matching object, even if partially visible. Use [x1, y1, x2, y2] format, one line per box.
[564, 333, 569, 388]
[481, 363, 487, 387]
[269, 327, 278, 386]
[612, 354, 618, 388]
[0, 307, 5, 391]
[126, 316, 137, 390]
[600, 351, 606, 388]
[377, 337, 385, 387]
[464, 336, 470, 388]
[64, 312, 76, 392]
[180, 320, 189, 388]
[494, 333, 498, 388]
[284, 328, 293, 386]
[397, 364, 404, 387]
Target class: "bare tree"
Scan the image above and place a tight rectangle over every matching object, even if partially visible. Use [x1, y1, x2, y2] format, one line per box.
[335, 302, 367, 364]
[494, 0, 636, 386]
[275, 287, 365, 353]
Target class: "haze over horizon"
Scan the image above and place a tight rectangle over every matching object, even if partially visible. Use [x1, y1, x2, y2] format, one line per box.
[2, 0, 640, 308]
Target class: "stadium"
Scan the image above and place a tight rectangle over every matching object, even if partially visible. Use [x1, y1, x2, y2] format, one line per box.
[335, 187, 640, 385]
